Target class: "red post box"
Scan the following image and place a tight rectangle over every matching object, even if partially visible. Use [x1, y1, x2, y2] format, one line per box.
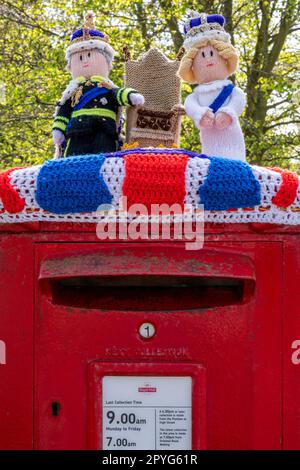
[1, 221, 300, 450]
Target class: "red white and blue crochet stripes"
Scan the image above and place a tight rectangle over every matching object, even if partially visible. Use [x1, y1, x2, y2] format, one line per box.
[0, 148, 300, 225]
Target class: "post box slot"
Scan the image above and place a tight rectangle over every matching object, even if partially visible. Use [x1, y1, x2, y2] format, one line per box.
[49, 275, 254, 311]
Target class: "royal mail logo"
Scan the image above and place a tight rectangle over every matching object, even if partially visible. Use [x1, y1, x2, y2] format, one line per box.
[138, 384, 157, 393]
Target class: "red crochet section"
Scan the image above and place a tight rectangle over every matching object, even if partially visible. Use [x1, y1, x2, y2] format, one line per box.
[123, 152, 189, 210]
[271, 167, 299, 209]
[0, 168, 25, 214]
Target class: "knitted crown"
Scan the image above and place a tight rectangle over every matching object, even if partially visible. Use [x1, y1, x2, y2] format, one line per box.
[66, 11, 115, 68]
[183, 11, 231, 49]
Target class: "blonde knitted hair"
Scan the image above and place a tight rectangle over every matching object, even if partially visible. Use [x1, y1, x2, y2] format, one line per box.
[178, 39, 238, 84]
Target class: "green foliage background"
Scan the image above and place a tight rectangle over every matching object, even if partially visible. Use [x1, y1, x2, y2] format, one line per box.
[0, 0, 299, 169]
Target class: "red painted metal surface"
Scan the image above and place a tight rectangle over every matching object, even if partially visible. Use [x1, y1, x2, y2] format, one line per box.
[0, 221, 299, 449]
[0, 235, 34, 449]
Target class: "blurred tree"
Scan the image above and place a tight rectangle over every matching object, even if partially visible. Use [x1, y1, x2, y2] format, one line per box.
[0, 0, 299, 168]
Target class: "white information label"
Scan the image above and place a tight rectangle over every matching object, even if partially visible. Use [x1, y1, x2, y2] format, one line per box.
[102, 376, 192, 450]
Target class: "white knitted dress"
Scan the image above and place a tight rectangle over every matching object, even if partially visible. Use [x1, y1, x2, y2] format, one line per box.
[184, 79, 246, 161]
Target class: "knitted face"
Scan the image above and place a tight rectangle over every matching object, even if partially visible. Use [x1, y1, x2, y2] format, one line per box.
[192, 45, 229, 84]
[70, 49, 109, 79]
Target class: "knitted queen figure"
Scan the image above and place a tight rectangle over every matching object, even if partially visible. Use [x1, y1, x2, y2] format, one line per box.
[178, 12, 246, 161]
[52, 11, 144, 157]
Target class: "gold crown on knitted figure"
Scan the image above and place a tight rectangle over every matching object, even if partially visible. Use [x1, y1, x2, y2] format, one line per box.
[66, 11, 115, 68]
[183, 11, 231, 49]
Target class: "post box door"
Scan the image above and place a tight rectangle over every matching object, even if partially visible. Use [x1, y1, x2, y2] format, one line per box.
[34, 241, 282, 450]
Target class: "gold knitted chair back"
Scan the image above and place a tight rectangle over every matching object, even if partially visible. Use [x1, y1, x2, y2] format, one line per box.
[124, 48, 184, 148]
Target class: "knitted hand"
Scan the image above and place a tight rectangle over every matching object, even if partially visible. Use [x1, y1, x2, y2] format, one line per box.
[130, 93, 145, 106]
[52, 129, 66, 146]
[199, 110, 215, 128]
[215, 112, 232, 130]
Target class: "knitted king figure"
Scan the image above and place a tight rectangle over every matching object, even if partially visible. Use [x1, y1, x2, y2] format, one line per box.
[52, 11, 145, 157]
[178, 11, 246, 161]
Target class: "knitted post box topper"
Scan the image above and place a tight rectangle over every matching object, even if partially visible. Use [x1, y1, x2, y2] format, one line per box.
[52, 11, 145, 157]
[178, 11, 246, 161]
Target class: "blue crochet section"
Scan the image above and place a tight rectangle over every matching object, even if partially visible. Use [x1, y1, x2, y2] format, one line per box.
[36, 155, 112, 214]
[199, 157, 261, 210]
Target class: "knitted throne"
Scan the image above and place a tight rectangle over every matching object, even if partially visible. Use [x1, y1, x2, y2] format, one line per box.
[124, 48, 185, 148]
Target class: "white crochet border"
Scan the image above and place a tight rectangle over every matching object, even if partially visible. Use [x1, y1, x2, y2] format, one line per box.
[1, 207, 300, 225]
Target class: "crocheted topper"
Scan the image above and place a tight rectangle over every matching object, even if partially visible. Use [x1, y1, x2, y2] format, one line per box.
[1, 150, 300, 226]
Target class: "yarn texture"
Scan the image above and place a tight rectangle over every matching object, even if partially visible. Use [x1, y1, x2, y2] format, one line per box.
[271, 167, 299, 209]
[0, 149, 300, 226]
[0, 168, 25, 214]
[36, 155, 112, 214]
[123, 152, 189, 209]
[124, 48, 183, 148]
[184, 79, 246, 161]
[199, 156, 261, 210]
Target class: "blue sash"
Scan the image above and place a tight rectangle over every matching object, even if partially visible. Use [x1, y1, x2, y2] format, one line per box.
[209, 84, 235, 113]
[66, 86, 110, 132]
[73, 86, 109, 111]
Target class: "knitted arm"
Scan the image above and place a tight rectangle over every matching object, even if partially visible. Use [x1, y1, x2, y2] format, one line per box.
[52, 98, 73, 137]
[114, 88, 145, 107]
[184, 92, 210, 130]
[217, 87, 246, 122]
